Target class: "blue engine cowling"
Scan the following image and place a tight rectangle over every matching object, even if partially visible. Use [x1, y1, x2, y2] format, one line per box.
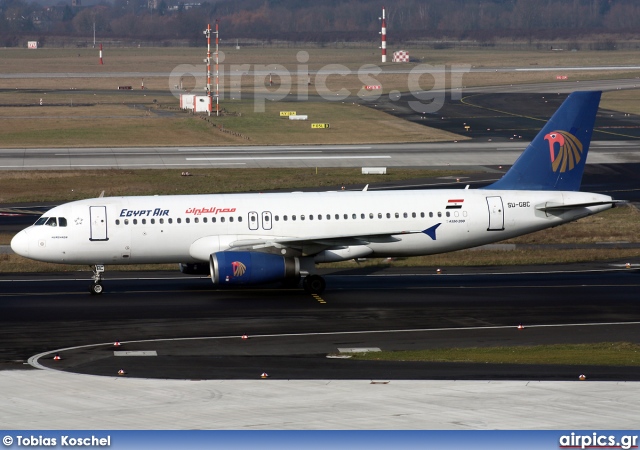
[210, 251, 300, 286]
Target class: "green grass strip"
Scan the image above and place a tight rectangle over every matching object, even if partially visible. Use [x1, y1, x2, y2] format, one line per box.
[349, 342, 640, 366]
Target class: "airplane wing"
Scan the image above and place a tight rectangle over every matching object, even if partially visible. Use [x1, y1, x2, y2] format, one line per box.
[227, 225, 440, 253]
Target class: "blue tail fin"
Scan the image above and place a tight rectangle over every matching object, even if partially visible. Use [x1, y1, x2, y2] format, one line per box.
[485, 91, 601, 191]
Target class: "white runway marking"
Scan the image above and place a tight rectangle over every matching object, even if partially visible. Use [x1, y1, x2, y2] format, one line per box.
[114, 351, 158, 357]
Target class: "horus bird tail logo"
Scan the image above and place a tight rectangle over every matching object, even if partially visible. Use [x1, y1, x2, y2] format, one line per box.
[232, 261, 247, 277]
[544, 130, 583, 173]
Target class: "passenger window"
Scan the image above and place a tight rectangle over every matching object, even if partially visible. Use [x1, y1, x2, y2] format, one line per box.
[403, 213, 408, 218]
[160, 218, 164, 224]
[378, 213, 382, 219]
[437, 212, 442, 217]
[446, 212, 450, 217]
[115, 219, 120, 225]
[202, 218, 207, 223]
[309, 215, 313, 220]
[327, 214, 331, 220]
[421, 212, 425, 218]
[369, 213, 374, 219]
[386, 213, 391, 218]
[221, 217, 225, 223]
[186, 218, 190, 224]
[168, 218, 173, 224]
[429, 212, 433, 218]
[352, 214, 356, 219]
[229, 217, 234, 222]
[412, 212, 416, 218]
[212, 217, 216, 223]
[151, 219, 156, 224]
[292, 215, 296, 221]
[301, 215, 305, 221]
[58, 218, 67, 227]
[395, 213, 399, 218]
[284, 215, 288, 221]
[361, 213, 365, 219]
[238, 217, 242, 222]
[142, 219, 146, 225]
[124, 219, 129, 225]
[177, 218, 182, 224]
[194, 218, 198, 224]
[343, 214, 347, 220]
[133, 219, 138, 225]
[335, 214, 339, 220]
[275, 216, 279, 221]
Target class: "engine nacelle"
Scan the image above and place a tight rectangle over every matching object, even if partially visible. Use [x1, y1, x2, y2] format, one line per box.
[178, 263, 211, 275]
[210, 251, 300, 286]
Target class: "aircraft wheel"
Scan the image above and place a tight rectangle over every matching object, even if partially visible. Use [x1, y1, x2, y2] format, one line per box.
[303, 275, 326, 294]
[90, 282, 104, 295]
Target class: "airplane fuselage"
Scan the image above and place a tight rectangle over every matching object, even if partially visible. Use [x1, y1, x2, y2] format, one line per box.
[11, 188, 613, 266]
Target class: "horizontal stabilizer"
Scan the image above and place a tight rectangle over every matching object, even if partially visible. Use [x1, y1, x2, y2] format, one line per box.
[536, 200, 625, 212]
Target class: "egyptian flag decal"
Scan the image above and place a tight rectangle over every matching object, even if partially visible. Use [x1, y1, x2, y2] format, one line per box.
[446, 199, 464, 209]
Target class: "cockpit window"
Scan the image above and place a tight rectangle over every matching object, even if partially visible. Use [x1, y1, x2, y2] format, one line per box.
[45, 217, 57, 227]
[34, 217, 48, 226]
[58, 217, 67, 227]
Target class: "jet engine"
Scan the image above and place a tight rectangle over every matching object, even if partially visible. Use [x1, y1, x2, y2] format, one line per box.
[209, 251, 300, 286]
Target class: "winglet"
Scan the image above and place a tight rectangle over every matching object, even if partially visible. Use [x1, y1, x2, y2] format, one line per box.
[484, 91, 601, 191]
[423, 223, 441, 240]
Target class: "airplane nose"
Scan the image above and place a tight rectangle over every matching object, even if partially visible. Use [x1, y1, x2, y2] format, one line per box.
[10, 230, 29, 257]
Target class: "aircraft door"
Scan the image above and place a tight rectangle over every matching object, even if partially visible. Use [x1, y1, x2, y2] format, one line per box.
[89, 206, 109, 241]
[262, 211, 272, 230]
[248, 211, 259, 231]
[486, 196, 505, 231]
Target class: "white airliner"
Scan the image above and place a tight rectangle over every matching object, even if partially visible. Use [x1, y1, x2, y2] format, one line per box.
[11, 91, 617, 294]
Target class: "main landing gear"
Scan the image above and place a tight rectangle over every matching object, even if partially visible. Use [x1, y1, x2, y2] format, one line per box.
[302, 274, 326, 294]
[90, 264, 105, 295]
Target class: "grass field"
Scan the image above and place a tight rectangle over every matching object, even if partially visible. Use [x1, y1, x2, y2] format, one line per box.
[1, 47, 640, 147]
[347, 342, 640, 366]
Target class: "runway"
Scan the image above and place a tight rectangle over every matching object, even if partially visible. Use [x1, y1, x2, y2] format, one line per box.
[2, 141, 640, 170]
[1, 265, 640, 429]
[1, 265, 639, 380]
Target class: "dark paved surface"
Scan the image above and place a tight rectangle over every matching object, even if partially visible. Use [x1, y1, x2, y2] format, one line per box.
[2, 265, 639, 380]
[370, 92, 640, 142]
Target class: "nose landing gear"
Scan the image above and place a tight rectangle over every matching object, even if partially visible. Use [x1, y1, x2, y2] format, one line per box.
[90, 264, 105, 295]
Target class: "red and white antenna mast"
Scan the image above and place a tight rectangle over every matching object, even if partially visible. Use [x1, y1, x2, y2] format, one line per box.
[204, 22, 220, 117]
[215, 20, 219, 117]
[381, 6, 387, 63]
[99, 43, 103, 65]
